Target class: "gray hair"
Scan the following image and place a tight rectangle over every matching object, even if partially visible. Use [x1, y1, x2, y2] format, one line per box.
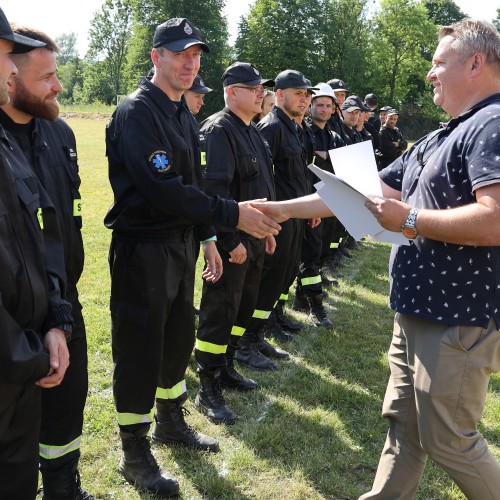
[439, 19, 500, 69]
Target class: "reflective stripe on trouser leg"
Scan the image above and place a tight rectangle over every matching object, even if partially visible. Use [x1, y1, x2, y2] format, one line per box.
[39, 436, 81, 460]
[117, 409, 155, 426]
[156, 380, 187, 401]
[279, 294, 288, 301]
[195, 339, 227, 355]
[300, 275, 321, 287]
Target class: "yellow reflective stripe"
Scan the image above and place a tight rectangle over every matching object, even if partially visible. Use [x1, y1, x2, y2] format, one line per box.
[195, 339, 227, 354]
[39, 436, 81, 460]
[312, 155, 317, 164]
[156, 380, 187, 400]
[301, 275, 321, 286]
[117, 409, 155, 426]
[279, 294, 288, 301]
[330, 242, 339, 248]
[73, 199, 82, 216]
[231, 326, 245, 337]
[339, 237, 343, 243]
[253, 309, 271, 320]
[37, 208, 44, 229]
[201, 151, 206, 166]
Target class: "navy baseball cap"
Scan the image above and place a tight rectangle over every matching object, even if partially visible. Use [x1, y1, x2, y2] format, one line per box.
[153, 18, 209, 53]
[364, 93, 378, 104]
[274, 70, 318, 91]
[341, 96, 364, 112]
[327, 78, 349, 93]
[189, 75, 212, 94]
[0, 8, 45, 54]
[387, 108, 399, 116]
[222, 62, 274, 87]
[379, 105, 392, 112]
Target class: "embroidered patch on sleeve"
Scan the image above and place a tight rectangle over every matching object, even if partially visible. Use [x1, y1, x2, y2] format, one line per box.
[149, 150, 171, 173]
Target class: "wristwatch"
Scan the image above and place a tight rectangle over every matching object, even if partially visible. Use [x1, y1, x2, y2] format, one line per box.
[55, 323, 73, 343]
[401, 208, 420, 239]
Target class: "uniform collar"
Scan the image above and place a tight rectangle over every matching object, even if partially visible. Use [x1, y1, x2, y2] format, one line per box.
[139, 77, 188, 118]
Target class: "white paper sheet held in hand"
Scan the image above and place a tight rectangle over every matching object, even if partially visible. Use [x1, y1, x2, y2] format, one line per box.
[307, 142, 409, 245]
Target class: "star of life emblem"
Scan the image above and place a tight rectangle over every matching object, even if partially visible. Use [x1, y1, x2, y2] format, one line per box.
[149, 150, 170, 172]
[184, 24, 193, 35]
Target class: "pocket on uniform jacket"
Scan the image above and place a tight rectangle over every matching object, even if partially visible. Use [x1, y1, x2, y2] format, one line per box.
[238, 154, 259, 180]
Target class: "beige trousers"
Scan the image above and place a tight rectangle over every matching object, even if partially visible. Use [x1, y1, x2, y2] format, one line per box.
[360, 313, 500, 500]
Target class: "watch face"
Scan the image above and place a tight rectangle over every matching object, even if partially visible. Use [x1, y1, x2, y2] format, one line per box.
[402, 226, 417, 239]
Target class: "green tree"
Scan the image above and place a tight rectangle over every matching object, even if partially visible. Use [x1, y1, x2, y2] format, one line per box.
[56, 32, 79, 64]
[368, 0, 436, 104]
[55, 33, 83, 104]
[494, 8, 500, 31]
[235, 0, 370, 94]
[86, 0, 133, 103]
[424, 0, 465, 26]
[126, 0, 230, 119]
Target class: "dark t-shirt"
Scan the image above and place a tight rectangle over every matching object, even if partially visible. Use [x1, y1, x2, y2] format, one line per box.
[380, 94, 500, 328]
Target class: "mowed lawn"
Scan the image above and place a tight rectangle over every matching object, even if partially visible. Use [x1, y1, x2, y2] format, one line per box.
[62, 117, 500, 499]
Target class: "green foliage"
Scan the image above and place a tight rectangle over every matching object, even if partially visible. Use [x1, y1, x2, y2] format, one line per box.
[368, 0, 437, 104]
[56, 32, 79, 64]
[86, 0, 133, 104]
[235, 0, 370, 89]
[424, 0, 466, 26]
[494, 8, 500, 31]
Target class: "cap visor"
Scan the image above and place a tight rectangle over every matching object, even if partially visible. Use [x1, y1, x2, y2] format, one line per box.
[163, 38, 210, 53]
[10, 33, 45, 54]
[191, 86, 212, 94]
[343, 106, 360, 112]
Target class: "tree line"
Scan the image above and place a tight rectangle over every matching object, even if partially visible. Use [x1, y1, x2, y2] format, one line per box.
[56, 0, 500, 138]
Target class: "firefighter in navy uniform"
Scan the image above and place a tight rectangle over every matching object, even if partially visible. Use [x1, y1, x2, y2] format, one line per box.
[195, 62, 287, 424]
[2, 26, 94, 499]
[237, 70, 316, 367]
[0, 10, 71, 499]
[104, 18, 279, 497]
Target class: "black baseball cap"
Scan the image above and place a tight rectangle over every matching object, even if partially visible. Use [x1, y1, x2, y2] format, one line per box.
[379, 105, 392, 112]
[274, 70, 318, 91]
[387, 108, 399, 116]
[341, 96, 365, 112]
[364, 93, 378, 104]
[153, 18, 209, 53]
[327, 78, 349, 93]
[189, 75, 212, 94]
[0, 8, 46, 54]
[222, 62, 274, 87]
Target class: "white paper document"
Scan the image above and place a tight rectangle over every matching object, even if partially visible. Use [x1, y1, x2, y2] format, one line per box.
[308, 159, 409, 246]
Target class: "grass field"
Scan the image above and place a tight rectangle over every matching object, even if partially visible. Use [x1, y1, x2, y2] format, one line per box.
[60, 117, 500, 499]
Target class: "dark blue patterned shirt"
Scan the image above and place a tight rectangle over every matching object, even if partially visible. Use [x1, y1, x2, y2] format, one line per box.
[380, 94, 500, 327]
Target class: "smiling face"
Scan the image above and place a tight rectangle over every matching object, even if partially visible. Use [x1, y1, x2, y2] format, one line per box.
[10, 48, 62, 121]
[427, 35, 472, 117]
[152, 44, 202, 100]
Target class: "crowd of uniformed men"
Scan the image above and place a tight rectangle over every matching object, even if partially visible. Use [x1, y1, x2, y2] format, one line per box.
[0, 9, 409, 499]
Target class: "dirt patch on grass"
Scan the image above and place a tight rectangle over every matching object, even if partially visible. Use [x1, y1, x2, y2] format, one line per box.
[60, 111, 112, 120]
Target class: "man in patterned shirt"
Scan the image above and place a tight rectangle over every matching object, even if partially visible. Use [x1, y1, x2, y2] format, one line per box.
[251, 19, 500, 499]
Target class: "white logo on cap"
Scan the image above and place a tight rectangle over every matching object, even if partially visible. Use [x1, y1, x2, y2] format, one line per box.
[339, 80, 345, 87]
[254, 67, 259, 75]
[184, 24, 193, 35]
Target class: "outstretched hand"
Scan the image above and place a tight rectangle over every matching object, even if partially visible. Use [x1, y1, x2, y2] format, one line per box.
[237, 199, 282, 238]
[249, 201, 289, 224]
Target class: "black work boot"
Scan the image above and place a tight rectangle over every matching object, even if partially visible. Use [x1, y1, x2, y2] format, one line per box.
[152, 400, 219, 452]
[292, 287, 309, 312]
[275, 301, 303, 331]
[220, 357, 259, 391]
[263, 311, 294, 342]
[194, 369, 237, 425]
[307, 294, 334, 328]
[255, 329, 289, 359]
[41, 458, 97, 500]
[320, 269, 339, 287]
[119, 427, 179, 498]
[235, 333, 278, 371]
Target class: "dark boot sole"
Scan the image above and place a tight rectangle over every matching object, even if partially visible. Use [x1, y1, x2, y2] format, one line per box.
[151, 433, 220, 452]
[193, 400, 236, 426]
[118, 467, 180, 498]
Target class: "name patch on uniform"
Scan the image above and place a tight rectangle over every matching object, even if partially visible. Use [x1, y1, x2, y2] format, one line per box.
[73, 199, 82, 216]
[149, 150, 171, 173]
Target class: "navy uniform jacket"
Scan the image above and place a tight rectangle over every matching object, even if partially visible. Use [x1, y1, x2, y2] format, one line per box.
[0, 110, 84, 302]
[0, 125, 72, 386]
[200, 107, 275, 253]
[104, 78, 238, 240]
[257, 106, 309, 201]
